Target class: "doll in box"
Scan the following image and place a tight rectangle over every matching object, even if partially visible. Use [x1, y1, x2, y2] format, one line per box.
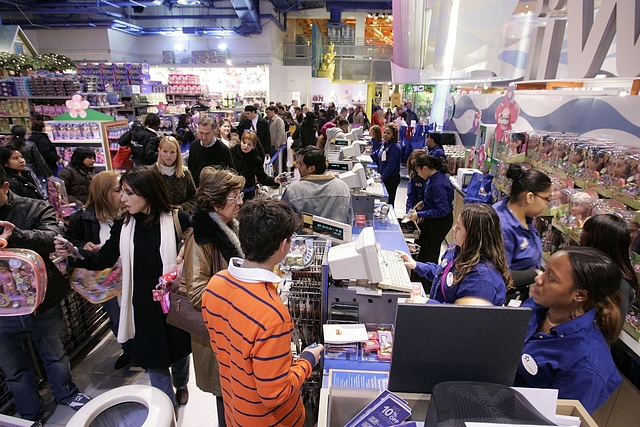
[564, 191, 598, 228]
[537, 135, 556, 162]
[582, 146, 606, 180]
[526, 132, 542, 160]
[507, 132, 528, 158]
[0, 260, 16, 297]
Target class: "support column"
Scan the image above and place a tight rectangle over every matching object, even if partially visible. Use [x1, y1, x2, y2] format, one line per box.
[392, 0, 431, 70]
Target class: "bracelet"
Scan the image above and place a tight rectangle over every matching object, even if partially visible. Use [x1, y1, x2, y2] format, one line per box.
[0, 238, 7, 248]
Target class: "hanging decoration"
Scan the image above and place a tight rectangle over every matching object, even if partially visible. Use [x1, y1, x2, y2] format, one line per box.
[0, 53, 75, 74]
[65, 94, 90, 119]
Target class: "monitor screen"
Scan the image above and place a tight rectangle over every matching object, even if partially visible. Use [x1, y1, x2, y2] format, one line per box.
[334, 139, 351, 146]
[327, 161, 351, 171]
[388, 304, 531, 394]
[338, 163, 367, 189]
[302, 213, 352, 244]
[340, 144, 360, 159]
[327, 227, 382, 283]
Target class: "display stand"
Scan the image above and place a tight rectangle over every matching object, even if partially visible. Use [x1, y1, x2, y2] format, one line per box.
[47, 109, 117, 171]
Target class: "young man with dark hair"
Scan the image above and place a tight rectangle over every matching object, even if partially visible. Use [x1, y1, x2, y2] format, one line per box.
[202, 198, 324, 427]
[0, 166, 91, 423]
[281, 146, 352, 224]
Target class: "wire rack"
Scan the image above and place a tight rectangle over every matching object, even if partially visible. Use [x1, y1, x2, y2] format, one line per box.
[279, 238, 329, 426]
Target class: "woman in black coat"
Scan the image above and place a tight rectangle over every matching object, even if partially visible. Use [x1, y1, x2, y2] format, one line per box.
[56, 166, 192, 409]
[0, 144, 45, 200]
[230, 131, 282, 200]
[58, 147, 95, 206]
[29, 119, 60, 175]
[292, 111, 318, 148]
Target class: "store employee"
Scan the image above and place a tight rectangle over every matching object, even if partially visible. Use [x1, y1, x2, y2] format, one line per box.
[493, 164, 551, 292]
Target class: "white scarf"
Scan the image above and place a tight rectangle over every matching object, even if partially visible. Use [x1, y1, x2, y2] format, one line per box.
[117, 212, 177, 343]
[159, 163, 176, 176]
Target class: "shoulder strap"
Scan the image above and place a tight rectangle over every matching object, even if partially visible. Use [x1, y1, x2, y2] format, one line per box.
[172, 209, 183, 240]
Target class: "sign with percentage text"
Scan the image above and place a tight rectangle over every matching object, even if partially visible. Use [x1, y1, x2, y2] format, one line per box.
[344, 389, 412, 427]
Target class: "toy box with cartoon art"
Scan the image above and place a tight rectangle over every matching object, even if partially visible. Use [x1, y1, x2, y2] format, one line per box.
[69, 260, 122, 304]
[494, 130, 528, 164]
[615, 154, 640, 210]
[0, 248, 47, 316]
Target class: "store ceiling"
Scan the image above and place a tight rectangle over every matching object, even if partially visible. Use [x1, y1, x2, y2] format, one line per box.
[0, 0, 392, 36]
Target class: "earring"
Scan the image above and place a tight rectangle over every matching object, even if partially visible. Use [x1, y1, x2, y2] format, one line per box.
[575, 298, 580, 302]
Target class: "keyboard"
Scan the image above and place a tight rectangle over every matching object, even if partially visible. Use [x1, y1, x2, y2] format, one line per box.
[378, 249, 413, 293]
[365, 182, 385, 196]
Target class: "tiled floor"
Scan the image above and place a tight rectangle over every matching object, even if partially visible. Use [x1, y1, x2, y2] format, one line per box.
[37, 332, 219, 426]
[31, 180, 415, 426]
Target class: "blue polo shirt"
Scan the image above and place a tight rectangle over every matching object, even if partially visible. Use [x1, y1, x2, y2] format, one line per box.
[406, 177, 426, 213]
[419, 171, 454, 219]
[493, 198, 542, 270]
[414, 246, 507, 305]
[514, 299, 622, 414]
[427, 145, 446, 160]
[370, 141, 402, 181]
[370, 138, 383, 153]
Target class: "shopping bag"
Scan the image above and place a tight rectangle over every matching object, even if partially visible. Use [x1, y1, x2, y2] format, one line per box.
[112, 146, 133, 171]
[463, 173, 498, 204]
[400, 124, 429, 163]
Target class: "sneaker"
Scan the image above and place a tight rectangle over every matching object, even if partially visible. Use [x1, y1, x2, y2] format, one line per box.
[66, 392, 92, 411]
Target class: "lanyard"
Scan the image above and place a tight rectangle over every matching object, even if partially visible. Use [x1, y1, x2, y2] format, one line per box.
[440, 257, 455, 303]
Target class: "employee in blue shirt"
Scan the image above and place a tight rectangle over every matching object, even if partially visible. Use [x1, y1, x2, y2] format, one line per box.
[425, 132, 446, 161]
[408, 152, 454, 286]
[368, 125, 383, 153]
[493, 163, 551, 296]
[371, 123, 402, 206]
[514, 247, 622, 414]
[399, 203, 512, 304]
[405, 150, 426, 214]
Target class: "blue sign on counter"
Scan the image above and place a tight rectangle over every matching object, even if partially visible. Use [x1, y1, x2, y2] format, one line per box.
[329, 369, 389, 389]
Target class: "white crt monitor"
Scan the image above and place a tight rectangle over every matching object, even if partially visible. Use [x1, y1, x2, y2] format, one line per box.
[340, 143, 360, 159]
[338, 163, 367, 189]
[327, 227, 383, 283]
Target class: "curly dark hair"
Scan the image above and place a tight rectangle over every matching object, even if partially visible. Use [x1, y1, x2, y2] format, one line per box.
[237, 198, 299, 263]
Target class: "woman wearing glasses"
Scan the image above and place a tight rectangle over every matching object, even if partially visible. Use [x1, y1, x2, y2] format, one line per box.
[493, 164, 552, 297]
[230, 131, 283, 200]
[182, 167, 245, 427]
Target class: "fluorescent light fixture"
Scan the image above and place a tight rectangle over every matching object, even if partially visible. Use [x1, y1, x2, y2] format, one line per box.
[218, 43, 227, 50]
[595, 74, 607, 79]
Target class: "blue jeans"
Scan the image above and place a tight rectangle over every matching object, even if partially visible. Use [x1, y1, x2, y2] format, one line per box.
[147, 355, 190, 406]
[0, 305, 79, 421]
[101, 298, 133, 355]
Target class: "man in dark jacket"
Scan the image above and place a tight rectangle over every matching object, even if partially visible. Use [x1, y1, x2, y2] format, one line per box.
[236, 105, 269, 158]
[117, 114, 161, 166]
[29, 119, 60, 175]
[188, 117, 235, 187]
[0, 166, 91, 422]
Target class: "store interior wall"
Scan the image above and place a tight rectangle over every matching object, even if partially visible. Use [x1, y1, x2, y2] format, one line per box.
[450, 93, 640, 148]
[24, 24, 281, 65]
[269, 66, 312, 106]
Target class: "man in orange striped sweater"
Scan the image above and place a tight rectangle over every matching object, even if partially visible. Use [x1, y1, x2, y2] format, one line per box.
[202, 198, 324, 426]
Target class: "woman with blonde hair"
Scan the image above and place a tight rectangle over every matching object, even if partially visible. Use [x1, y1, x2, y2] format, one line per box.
[64, 171, 133, 370]
[183, 166, 246, 427]
[155, 135, 196, 212]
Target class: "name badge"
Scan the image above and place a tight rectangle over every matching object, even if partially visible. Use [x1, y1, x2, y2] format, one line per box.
[381, 152, 387, 162]
[521, 353, 538, 376]
[446, 272, 454, 287]
[519, 238, 529, 251]
[441, 258, 448, 268]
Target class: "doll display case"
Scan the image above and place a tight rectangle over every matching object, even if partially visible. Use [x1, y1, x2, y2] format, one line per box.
[495, 130, 528, 164]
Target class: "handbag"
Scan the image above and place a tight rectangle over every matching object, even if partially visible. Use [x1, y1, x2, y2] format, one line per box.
[463, 173, 498, 204]
[164, 213, 209, 339]
[0, 247, 48, 316]
[290, 136, 303, 151]
[70, 259, 122, 304]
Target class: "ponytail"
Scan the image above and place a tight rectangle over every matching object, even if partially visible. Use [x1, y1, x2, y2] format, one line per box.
[595, 291, 623, 344]
[413, 152, 448, 174]
[506, 163, 551, 202]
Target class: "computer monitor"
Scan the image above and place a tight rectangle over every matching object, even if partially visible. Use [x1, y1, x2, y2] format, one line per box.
[327, 227, 383, 283]
[340, 144, 360, 159]
[338, 163, 367, 189]
[301, 213, 352, 244]
[344, 127, 363, 142]
[388, 303, 531, 394]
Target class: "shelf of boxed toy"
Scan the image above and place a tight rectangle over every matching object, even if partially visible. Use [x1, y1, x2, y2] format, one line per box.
[46, 120, 117, 171]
